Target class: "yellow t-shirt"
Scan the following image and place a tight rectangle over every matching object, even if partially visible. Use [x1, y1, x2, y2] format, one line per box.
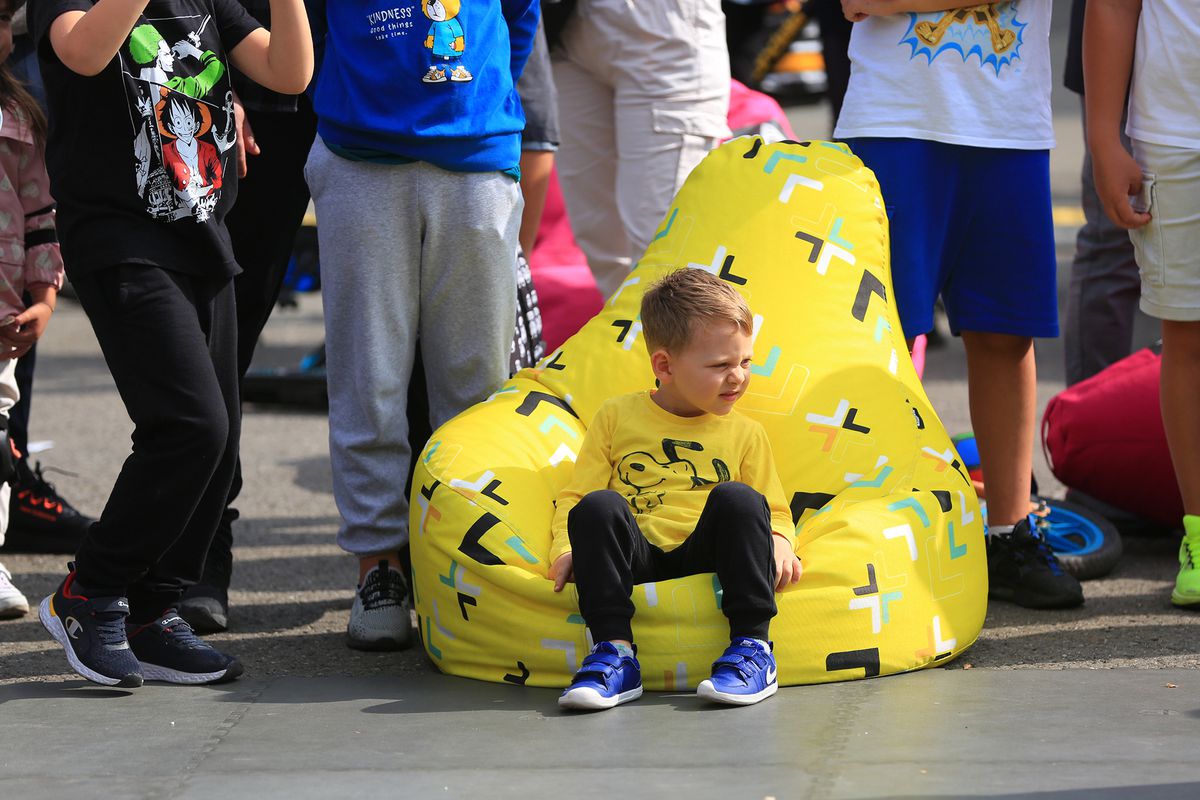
[550, 391, 795, 563]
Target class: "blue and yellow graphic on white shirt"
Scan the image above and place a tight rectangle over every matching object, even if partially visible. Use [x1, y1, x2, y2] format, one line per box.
[901, 2, 1027, 75]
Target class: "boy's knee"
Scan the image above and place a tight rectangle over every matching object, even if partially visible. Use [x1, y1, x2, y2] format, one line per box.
[173, 408, 231, 463]
[574, 490, 626, 513]
[962, 330, 1033, 358]
[710, 481, 765, 512]
[568, 491, 628, 543]
[1161, 320, 1200, 357]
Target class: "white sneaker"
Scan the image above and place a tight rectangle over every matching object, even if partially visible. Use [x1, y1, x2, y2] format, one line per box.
[347, 560, 412, 651]
[0, 561, 30, 619]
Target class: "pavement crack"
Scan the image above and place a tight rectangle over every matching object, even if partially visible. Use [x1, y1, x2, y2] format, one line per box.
[804, 682, 869, 800]
[157, 681, 269, 800]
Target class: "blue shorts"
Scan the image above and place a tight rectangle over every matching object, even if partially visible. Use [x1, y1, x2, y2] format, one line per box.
[843, 138, 1059, 338]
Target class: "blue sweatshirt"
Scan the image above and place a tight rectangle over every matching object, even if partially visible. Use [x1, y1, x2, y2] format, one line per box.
[311, 0, 539, 172]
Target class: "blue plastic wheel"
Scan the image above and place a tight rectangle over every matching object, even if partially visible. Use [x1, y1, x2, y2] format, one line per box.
[1034, 498, 1123, 580]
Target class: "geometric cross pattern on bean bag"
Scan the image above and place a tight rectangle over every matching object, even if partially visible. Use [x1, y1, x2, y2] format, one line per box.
[410, 138, 987, 689]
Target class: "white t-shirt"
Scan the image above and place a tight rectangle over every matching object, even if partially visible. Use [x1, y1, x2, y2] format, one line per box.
[1127, 0, 1200, 150]
[834, 1, 1054, 150]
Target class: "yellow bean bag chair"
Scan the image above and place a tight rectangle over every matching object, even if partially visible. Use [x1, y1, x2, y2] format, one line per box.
[410, 138, 986, 689]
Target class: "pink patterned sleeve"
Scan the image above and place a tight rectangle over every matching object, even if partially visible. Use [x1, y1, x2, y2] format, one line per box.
[19, 140, 65, 292]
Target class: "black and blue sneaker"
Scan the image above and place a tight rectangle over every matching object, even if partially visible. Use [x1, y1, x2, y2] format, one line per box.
[987, 516, 1084, 609]
[127, 610, 244, 684]
[558, 642, 643, 711]
[697, 638, 778, 706]
[38, 570, 143, 688]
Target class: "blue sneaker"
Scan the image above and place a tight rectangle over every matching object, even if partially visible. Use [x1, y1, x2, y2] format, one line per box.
[697, 638, 778, 706]
[127, 610, 244, 684]
[558, 642, 643, 711]
[38, 569, 143, 688]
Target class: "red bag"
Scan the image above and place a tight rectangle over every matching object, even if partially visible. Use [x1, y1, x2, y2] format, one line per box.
[1041, 348, 1182, 527]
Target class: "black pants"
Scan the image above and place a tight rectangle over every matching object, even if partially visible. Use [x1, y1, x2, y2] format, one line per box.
[201, 99, 318, 589]
[567, 482, 777, 644]
[70, 265, 240, 619]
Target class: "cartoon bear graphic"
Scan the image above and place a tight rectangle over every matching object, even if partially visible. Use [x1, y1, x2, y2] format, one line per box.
[421, 0, 473, 83]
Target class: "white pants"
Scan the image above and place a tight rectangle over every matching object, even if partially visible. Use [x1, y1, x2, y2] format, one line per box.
[0, 358, 18, 545]
[1130, 139, 1200, 322]
[553, 0, 730, 298]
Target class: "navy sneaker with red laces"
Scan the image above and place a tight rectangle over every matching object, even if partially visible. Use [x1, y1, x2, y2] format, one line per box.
[39, 568, 143, 688]
[127, 610, 243, 684]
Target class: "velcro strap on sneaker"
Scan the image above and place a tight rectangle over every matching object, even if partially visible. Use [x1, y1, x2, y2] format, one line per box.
[712, 647, 765, 678]
[574, 651, 622, 680]
[92, 597, 132, 618]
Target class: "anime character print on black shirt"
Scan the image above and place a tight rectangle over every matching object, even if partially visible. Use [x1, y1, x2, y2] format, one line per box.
[125, 14, 237, 222]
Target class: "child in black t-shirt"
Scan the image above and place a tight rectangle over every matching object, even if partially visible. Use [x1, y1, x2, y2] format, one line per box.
[28, 0, 311, 687]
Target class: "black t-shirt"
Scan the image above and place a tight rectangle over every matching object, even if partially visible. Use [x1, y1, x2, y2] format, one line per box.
[29, 0, 259, 278]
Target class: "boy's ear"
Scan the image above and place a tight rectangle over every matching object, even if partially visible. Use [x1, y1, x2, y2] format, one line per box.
[649, 348, 672, 384]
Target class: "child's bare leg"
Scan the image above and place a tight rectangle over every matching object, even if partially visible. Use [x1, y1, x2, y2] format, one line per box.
[1163, 320, 1200, 608]
[961, 331, 1036, 527]
[965, 331, 1082, 607]
[1160, 320, 1200, 514]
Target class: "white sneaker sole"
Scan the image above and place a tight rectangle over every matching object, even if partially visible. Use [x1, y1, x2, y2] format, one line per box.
[346, 628, 414, 651]
[696, 678, 778, 706]
[0, 595, 29, 619]
[139, 661, 241, 685]
[39, 596, 141, 688]
[558, 684, 643, 711]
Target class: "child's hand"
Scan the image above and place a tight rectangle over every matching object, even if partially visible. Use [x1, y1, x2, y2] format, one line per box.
[772, 534, 802, 591]
[234, 94, 260, 178]
[172, 38, 204, 61]
[550, 552, 574, 592]
[1092, 143, 1152, 230]
[842, 0, 894, 21]
[0, 302, 53, 360]
[842, 0, 870, 21]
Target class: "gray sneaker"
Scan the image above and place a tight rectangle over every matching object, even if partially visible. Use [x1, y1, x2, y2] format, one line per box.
[0, 561, 29, 619]
[347, 560, 413, 651]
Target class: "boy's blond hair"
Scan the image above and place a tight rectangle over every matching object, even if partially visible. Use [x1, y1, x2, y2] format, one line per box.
[640, 268, 753, 353]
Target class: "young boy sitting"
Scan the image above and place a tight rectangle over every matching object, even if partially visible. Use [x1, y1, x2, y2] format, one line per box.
[549, 268, 801, 710]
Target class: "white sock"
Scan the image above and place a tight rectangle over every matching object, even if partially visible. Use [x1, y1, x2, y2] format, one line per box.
[988, 524, 1015, 538]
[607, 642, 635, 659]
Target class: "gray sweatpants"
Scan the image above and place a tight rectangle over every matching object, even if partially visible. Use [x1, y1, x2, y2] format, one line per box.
[305, 138, 522, 556]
